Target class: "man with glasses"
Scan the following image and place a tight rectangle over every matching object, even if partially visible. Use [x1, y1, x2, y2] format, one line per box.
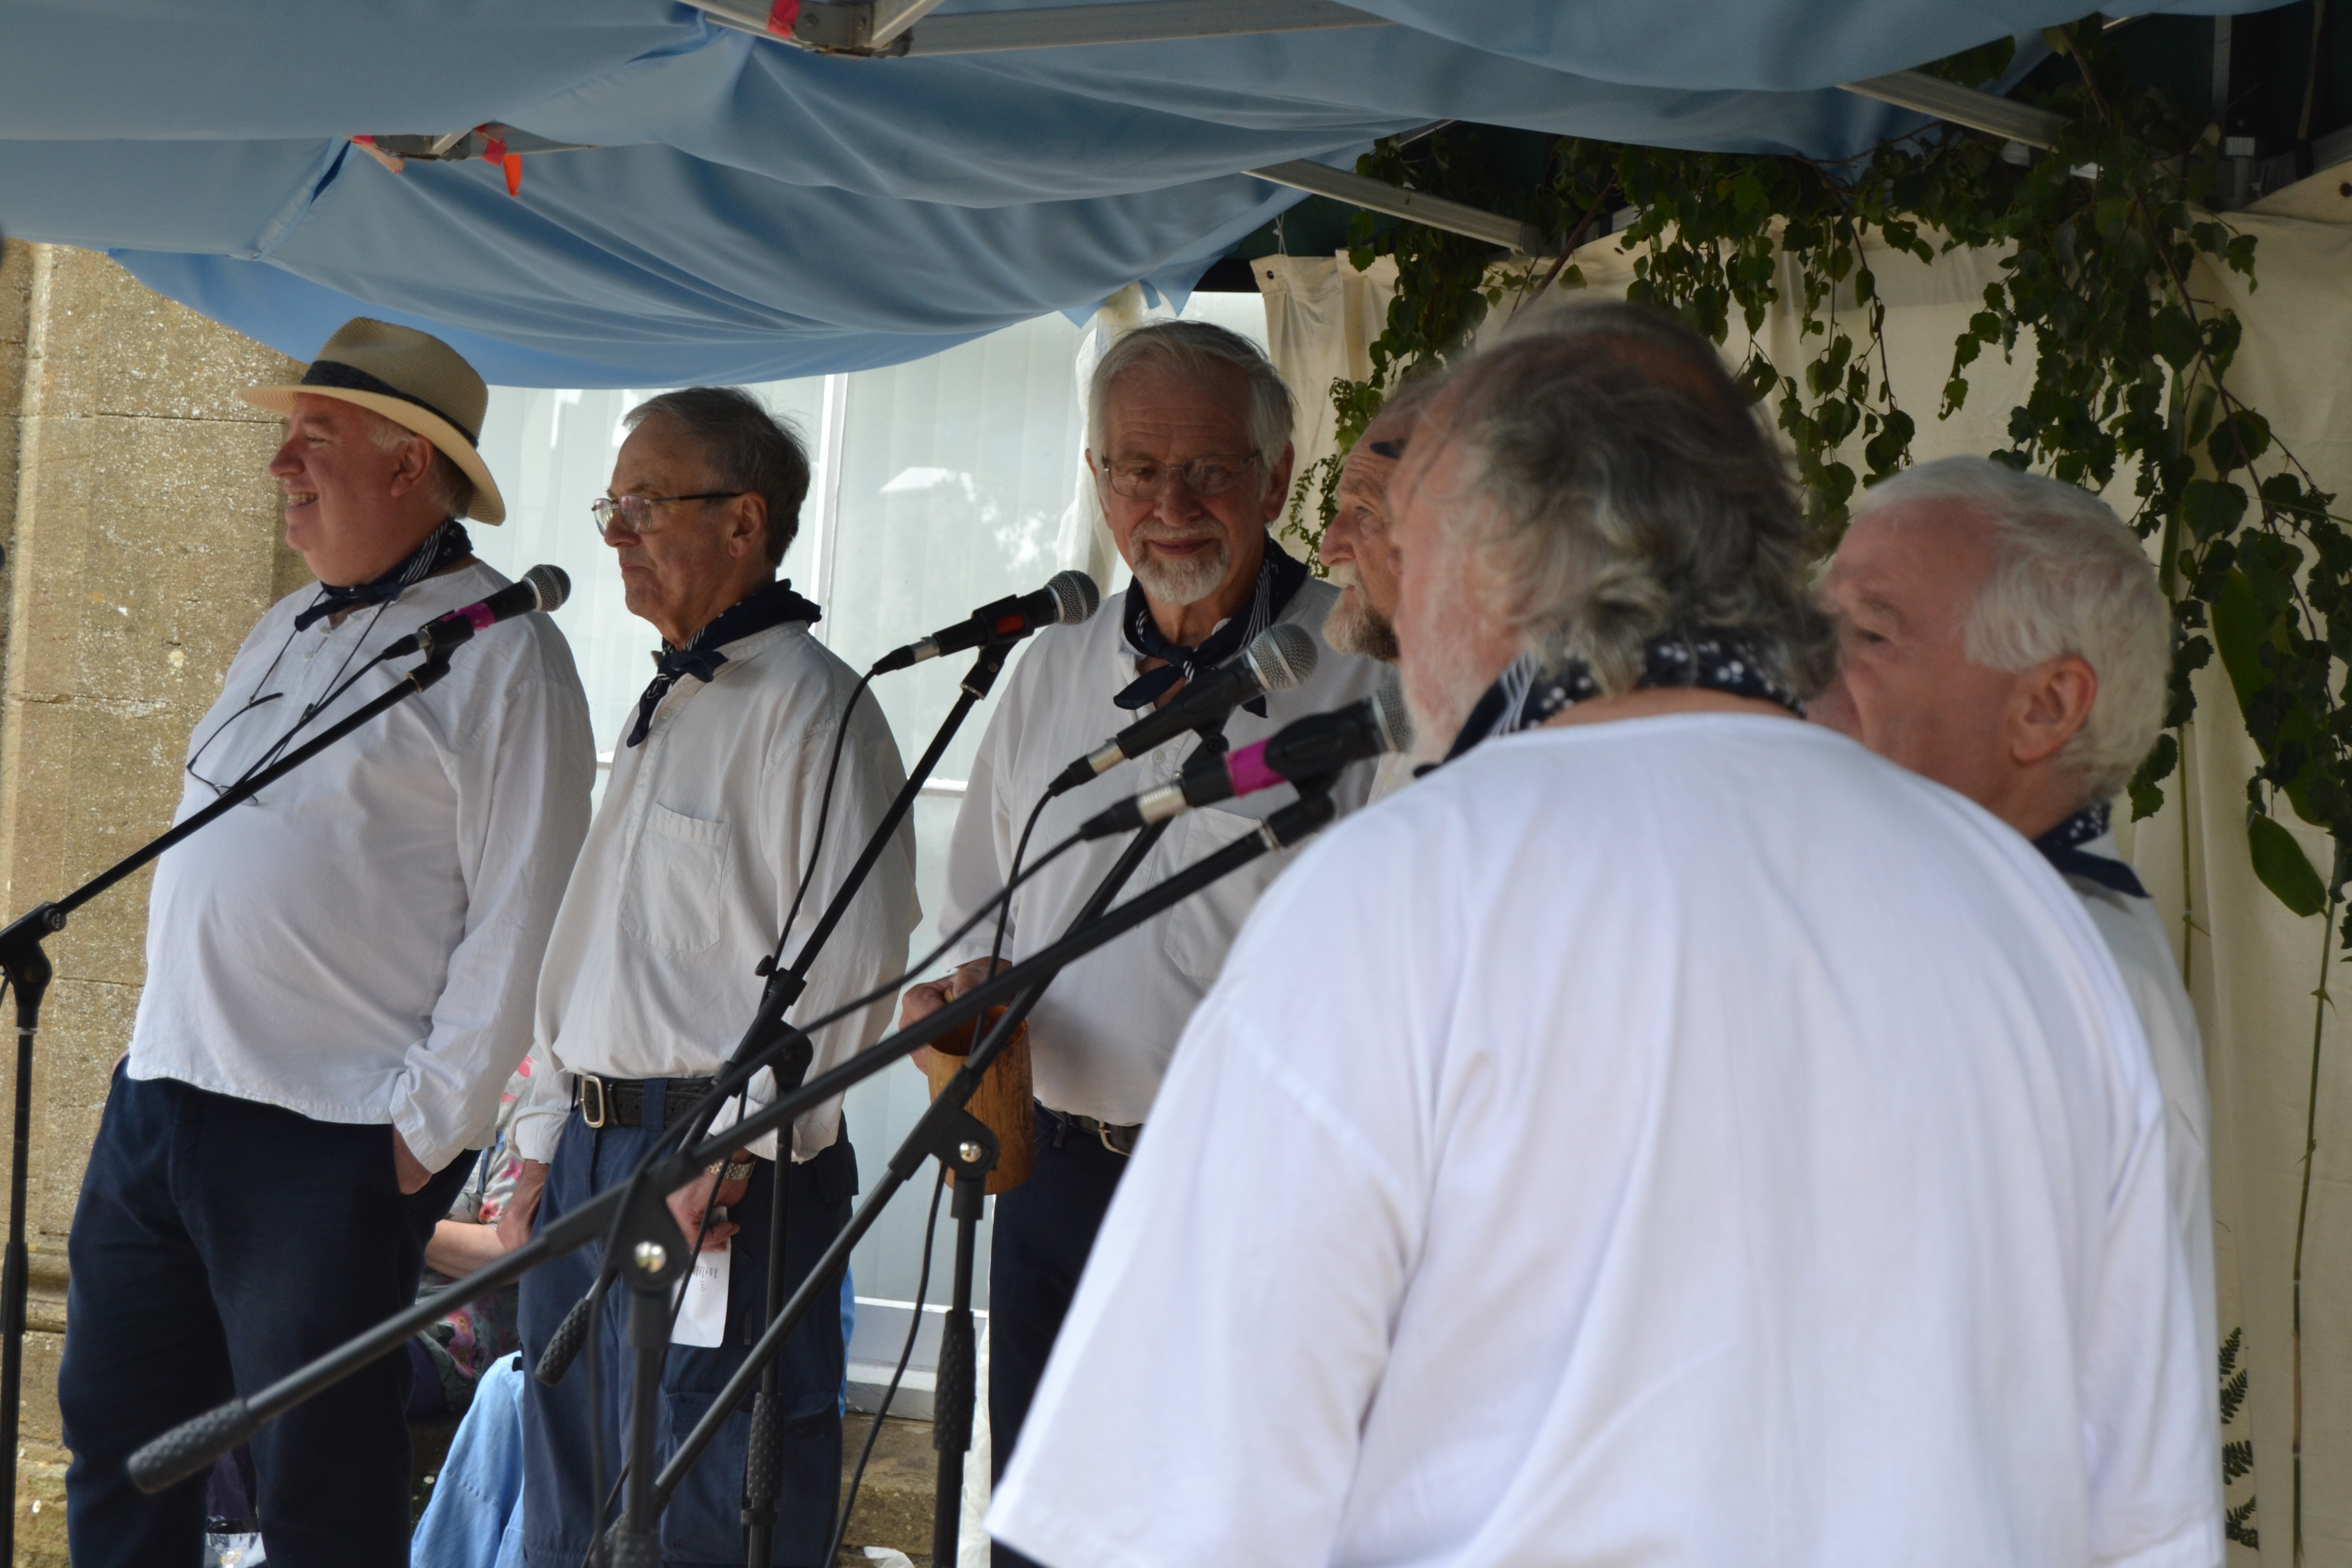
[499, 386, 918, 1566]
[57, 319, 596, 1568]
[898, 321, 1385, 1542]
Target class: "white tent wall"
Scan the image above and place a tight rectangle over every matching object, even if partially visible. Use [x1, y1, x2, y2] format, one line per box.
[1253, 252, 1401, 554]
[1257, 169, 2352, 1565]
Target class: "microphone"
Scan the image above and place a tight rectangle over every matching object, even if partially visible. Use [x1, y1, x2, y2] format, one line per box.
[381, 564, 571, 659]
[1046, 622, 1318, 797]
[871, 571, 1100, 674]
[1078, 672, 1412, 840]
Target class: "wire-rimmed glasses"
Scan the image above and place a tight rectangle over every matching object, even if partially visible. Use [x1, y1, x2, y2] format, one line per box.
[1092, 452, 1263, 501]
[590, 491, 746, 542]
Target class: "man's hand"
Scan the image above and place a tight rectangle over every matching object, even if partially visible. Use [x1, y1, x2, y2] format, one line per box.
[899, 958, 1008, 1077]
[392, 1129, 433, 1196]
[667, 1154, 754, 1252]
[499, 1160, 550, 1253]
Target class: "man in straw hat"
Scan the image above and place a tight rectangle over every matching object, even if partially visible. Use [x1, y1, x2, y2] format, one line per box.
[56, 319, 596, 1566]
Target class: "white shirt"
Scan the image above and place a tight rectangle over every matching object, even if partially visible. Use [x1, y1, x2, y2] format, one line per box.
[2070, 829, 2218, 1378]
[993, 717, 2219, 1568]
[130, 562, 596, 1174]
[937, 576, 1387, 1126]
[513, 617, 919, 1166]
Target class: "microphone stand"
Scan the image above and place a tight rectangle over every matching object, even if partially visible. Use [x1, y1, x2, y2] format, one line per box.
[125, 784, 1340, 1519]
[736, 638, 1017, 1568]
[0, 653, 455, 1562]
[922, 804, 1179, 1568]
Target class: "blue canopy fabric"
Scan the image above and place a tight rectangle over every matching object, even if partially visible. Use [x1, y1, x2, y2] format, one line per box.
[0, 0, 2282, 386]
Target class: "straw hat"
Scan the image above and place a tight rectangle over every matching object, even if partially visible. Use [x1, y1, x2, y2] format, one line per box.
[240, 318, 506, 524]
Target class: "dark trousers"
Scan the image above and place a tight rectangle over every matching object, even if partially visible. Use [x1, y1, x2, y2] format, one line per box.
[58, 1065, 473, 1568]
[987, 1104, 1131, 1568]
[518, 1090, 857, 1568]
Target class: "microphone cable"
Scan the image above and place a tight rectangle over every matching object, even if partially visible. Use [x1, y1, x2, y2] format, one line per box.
[825, 1165, 947, 1568]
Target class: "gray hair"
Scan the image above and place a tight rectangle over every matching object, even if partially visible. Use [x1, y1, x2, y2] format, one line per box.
[1426, 297, 1836, 700]
[1853, 456, 2169, 804]
[359, 408, 476, 522]
[625, 386, 812, 567]
[1087, 320, 1294, 494]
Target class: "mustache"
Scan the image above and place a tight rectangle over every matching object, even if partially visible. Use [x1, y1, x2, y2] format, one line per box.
[1132, 522, 1221, 546]
[1326, 559, 1360, 590]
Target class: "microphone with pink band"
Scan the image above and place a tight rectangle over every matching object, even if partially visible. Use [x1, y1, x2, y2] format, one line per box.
[1077, 671, 1411, 840]
[380, 564, 571, 660]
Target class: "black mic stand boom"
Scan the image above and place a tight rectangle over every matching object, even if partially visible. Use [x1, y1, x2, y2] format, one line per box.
[0, 654, 456, 1564]
[124, 785, 1341, 1535]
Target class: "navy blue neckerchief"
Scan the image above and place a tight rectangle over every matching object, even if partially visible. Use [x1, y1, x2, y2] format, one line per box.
[626, 579, 823, 747]
[292, 519, 472, 632]
[2033, 802, 2147, 898]
[1439, 630, 1807, 765]
[1114, 544, 1310, 716]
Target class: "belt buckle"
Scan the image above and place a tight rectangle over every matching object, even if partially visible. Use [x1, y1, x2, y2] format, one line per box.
[580, 1074, 608, 1130]
[1098, 1122, 1137, 1157]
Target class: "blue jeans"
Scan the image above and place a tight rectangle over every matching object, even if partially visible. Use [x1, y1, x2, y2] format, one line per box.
[518, 1090, 856, 1567]
[59, 1066, 473, 1568]
[987, 1104, 1131, 1568]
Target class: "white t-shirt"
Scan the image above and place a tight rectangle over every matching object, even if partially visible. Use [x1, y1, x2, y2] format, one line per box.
[992, 716, 2219, 1568]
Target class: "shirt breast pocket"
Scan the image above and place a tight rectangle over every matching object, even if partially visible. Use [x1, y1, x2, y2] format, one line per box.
[620, 803, 733, 956]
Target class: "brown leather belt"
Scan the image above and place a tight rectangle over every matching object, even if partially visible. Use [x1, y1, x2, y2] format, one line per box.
[575, 1072, 718, 1132]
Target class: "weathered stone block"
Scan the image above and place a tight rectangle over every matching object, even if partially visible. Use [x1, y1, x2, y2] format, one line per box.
[32, 247, 297, 424]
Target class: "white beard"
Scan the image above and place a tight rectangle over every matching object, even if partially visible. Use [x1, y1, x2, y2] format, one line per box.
[1126, 531, 1232, 607]
[1323, 565, 1398, 663]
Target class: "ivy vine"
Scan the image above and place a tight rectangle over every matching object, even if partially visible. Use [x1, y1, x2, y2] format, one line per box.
[1297, 19, 2352, 1555]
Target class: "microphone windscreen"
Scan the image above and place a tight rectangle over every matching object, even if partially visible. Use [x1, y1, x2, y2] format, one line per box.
[523, 563, 572, 613]
[1046, 570, 1101, 626]
[1241, 622, 1317, 694]
[1371, 670, 1413, 755]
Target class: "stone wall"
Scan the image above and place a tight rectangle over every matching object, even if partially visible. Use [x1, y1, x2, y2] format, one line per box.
[0, 242, 305, 1560]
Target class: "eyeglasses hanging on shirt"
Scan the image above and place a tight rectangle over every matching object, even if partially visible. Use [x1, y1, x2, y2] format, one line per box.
[186, 521, 467, 802]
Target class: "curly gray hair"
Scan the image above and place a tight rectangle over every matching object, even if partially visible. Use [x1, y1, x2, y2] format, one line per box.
[1851, 456, 2169, 804]
[1426, 298, 1836, 701]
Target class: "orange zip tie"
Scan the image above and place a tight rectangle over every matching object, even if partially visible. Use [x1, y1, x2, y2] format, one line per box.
[766, 0, 799, 35]
[477, 135, 522, 197]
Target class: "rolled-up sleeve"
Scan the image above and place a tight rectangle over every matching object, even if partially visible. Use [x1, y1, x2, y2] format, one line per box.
[389, 671, 595, 1173]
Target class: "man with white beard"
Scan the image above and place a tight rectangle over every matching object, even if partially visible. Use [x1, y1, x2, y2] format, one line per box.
[988, 300, 2218, 1568]
[1318, 381, 1432, 799]
[1318, 384, 1432, 664]
[900, 321, 1384, 1548]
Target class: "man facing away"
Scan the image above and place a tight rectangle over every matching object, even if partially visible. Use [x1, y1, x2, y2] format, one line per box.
[989, 300, 2220, 1567]
[898, 320, 1386, 1536]
[59, 318, 597, 1567]
[502, 387, 918, 1566]
[1813, 454, 2217, 1373]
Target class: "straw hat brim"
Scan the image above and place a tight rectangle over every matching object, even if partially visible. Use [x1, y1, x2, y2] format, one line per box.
[240, 385, 506, 525]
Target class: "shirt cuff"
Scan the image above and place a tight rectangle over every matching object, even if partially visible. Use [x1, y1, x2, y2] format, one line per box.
[390, 1098, 467, 1179]
[510, 1099, 567, 1165]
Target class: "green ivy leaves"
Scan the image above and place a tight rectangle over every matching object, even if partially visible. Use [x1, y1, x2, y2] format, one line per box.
[1314, 23, 2352, 938]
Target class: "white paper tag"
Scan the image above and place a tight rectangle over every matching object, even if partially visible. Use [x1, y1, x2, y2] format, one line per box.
[672, 1240, 731, 1348]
